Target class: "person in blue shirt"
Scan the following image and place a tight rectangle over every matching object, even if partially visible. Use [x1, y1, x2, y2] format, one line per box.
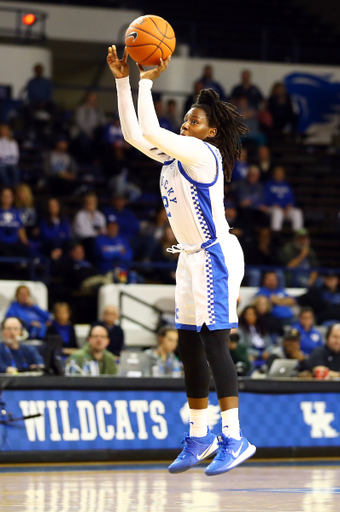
[0, 187, 29, 257]
[25, 64, 53, 107]
[92, 304, 125, 358]
[263, 166, 303, 232]
[196, 65, 226, 101]
[232, 147, 249, 183]
[5, 285, 52, 340]
[102, 195, 140, 241]
[39, 198, 72, 256]
[0, 317, 44, 374]
[94, 220, 133, 274]
[292, 307, 323, 356]
[256, 271, 296, 327]
[45, 302, 78, 356]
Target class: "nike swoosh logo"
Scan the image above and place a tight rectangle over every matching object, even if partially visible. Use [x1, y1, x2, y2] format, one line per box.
[196, 443, 216, 461]
[232, 442, 243, 458]
[127, 31, 138, 42]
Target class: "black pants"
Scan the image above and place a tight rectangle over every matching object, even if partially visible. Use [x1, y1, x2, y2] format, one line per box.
[177, 324, 238, 400]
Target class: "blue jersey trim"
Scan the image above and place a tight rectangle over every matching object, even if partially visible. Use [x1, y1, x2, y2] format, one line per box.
[177, 143, 220, 189]
[175, 323, 197, 331]
[163, 159, 175, 165]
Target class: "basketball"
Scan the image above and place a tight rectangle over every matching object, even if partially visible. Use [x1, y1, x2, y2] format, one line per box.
[125, 15, 176, 67]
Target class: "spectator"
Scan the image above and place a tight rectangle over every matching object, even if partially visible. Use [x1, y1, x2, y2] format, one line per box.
[244, 228, 283, 287]
[266, 328, 311, 375]
[150, 226, 178, 284]
[195, 65, 226, 100]
[230, 69, 263, 109]
[267, 82, 297, 138]
[43, 137, 78, 195]
[235, 97, 266, 147]
[278, 228, 319, 287]
[252, 295, 281, 337]
[164, 99, 181, 133]
[14, 184, 38, 238]
[232, 147, 249, 183]
[101, 113, 130, 177]
[236, 165, 267, 224]
[25, 63, 53, 108]
[183, 80, 204, 119]
[153, 95, 176, 132]
[72, 192, 106, 260]
[308, 323, 340, 378]
[238, 306, 275, 365]
[0, 124, 20, 186]
[102, 194, 139, 241]
[39, 198, 72, 256]
[94, 220, 133, 274]
[74, 91, 106, 162]
[92, 305, 124, 358]
[263, 166, 304, 232]
[5, 285, 52, 340]
[0, 187, 29, 257]
[256, 271, 296, 326]
[228, 330, 251, 376]
[66, 325, 117, 375]
[46, 302, 78, 356]
[144, 326, 181, 376]
[257, 146, 275, 179]
[291, 307, 323, 356]
[52, 242, 99, 292]
[297, 271, 340, 325]
[0, 317, 44, 374]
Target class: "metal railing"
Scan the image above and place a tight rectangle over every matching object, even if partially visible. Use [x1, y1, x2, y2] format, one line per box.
[0, 6, 47, 42]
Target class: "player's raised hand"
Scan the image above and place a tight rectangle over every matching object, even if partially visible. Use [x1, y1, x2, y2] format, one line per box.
[137, 55, 171, 81]
[107, 45, 129, 79]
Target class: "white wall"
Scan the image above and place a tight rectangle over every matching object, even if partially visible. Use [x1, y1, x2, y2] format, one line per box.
[1, 2, 141, 44]
[0, 44, 51, 97]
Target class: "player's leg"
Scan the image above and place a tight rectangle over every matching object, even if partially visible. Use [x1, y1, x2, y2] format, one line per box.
[198, 325, 255, 475]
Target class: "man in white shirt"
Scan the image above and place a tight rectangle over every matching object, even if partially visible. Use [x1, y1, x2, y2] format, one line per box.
[72, 192, 106, 261]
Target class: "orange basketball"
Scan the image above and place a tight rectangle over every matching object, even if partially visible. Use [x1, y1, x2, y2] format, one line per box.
[125, 15, 176, 67]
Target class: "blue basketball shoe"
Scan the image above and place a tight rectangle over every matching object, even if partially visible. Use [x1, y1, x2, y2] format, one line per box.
[168, 429, 219, 474]
[205, 432, 256, 476]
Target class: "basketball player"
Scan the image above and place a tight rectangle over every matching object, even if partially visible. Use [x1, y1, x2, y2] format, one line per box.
[107, 45, 256, 476]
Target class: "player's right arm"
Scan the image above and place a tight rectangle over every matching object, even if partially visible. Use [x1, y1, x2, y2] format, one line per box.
[107, 45, 166, 164]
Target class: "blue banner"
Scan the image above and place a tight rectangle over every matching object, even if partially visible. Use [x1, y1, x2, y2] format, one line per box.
[1, 389, 339, 452]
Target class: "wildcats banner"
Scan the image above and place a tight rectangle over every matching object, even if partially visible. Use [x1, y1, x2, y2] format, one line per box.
[0, 390, 339, 452]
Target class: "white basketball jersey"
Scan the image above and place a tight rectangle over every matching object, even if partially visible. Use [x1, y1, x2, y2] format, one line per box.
[159, 142, 230, 247]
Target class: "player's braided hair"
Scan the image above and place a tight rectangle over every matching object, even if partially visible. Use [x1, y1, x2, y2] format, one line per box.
[193, 89, 249, 182]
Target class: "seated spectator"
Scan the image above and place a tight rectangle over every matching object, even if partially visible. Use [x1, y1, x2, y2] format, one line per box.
[92, 305, 125, 358]
[14, 184, 38, 238]
[0, 187, 29, 257]
[183, 80, 204, 119]
[39, 198, 72, 256]
[236, 165, 267, 225]
[101, 113, 132, 178]
[52, 242, 99, 292]
[43, 137, 78, 195]
[232, 148, 249, 183]
[230, 69, 263, 109]
[267, 82, 297, 138]
[228, 329, 251, 376]
[150, 226, 178, 284]
[297, 271, 340, 325]
[0, 124, 20, 186]
[72, 192, 106, 261]
[256, 271, 296, 327]
[266, 328, 311, 375]
[5, 285, 52, 340]
[308, 323, 340, 378]
[263, 166, 304, 232]
[0, 317, 44, 374]
[102, 194, 140, 241]
[236, 97, 266, 147]
[94, 220, 133, 274]
[65, 325, 117, 375]
[279, 228, 319, 287]
[252, 295, 282, 337]
[74, 91, 106, 162]
[238, 306, 275, 366]
[153, 94, 176, 132]
[46, 302, 78, 356]
[144, 326, 181, 376]
[291, 307, 323, 356]
[244, 228, 283, 287]
[195, 64, 226, 100]
[257, 146, 275, 179]
[164, 99, 181, 133]
[23, 64, 54, 141]
[25, 63, 53, 109]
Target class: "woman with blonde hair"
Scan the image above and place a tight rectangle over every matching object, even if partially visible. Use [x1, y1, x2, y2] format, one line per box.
[14, 183, 37, 236]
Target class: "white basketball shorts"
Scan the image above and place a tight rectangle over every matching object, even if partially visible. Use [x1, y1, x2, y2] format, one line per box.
[174, 233, 244, 331]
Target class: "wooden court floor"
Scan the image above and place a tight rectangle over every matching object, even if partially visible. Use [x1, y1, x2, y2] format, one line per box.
[0, 460, 339, 511]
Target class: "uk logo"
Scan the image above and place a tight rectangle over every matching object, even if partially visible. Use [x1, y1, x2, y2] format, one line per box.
[300, 401, 340, 438]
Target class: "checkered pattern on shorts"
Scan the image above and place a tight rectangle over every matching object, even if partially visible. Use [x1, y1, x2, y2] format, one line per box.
[205, 252, 216, 325]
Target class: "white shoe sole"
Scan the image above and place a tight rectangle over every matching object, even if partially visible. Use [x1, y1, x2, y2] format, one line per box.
[205, 443, 256, 476]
